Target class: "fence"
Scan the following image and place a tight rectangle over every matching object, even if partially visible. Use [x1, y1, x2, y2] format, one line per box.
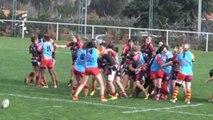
[0, 19, 213, 52]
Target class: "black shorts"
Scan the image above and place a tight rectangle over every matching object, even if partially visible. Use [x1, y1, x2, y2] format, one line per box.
[31, 57, 40, 66]
[31, 60, 39, 66]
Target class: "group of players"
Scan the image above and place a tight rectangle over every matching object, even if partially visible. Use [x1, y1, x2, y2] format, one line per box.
[25, 34, 195, 104]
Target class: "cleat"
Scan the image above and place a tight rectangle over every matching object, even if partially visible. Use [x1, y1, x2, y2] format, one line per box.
[185, 99, 191, 104]
[67, 80, 72, 87]
[56, 80, 59, 86]
[42, 85, 49, 88]
[144, 93, 149, 100]
[100, 98, 108, 102]
[170, 98, 177, 103]
[90, 90, 96, 96]
[121, 93, 128, 98]
[72, 96, 78, 101]
[109, 96, 118, 100]
[155, 94, 160, 101]
[208, 98, 213, 102]
[160, 94, 168, 100]
[24, 78, 29, 84]
[100, 95, 108, 102]
[53, 85, 57, 88]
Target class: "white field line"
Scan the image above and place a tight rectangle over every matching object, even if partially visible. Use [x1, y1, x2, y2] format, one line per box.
[0, 93, 212, 117]
[0, 93, 143, 110]
[122, 103, 203, 114]
[161, 110, 213, 117]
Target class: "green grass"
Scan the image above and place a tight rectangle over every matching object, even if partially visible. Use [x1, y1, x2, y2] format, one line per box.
[0, 36, 213, 120]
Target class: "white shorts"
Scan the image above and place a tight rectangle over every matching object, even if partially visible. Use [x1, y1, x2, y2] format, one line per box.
[108, 69, 116, 81]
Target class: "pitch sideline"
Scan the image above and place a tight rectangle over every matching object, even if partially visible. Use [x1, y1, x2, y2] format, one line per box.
[1, 93, 212, 117]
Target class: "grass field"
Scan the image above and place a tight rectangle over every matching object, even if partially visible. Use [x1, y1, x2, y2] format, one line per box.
[0, 36, 213, 120]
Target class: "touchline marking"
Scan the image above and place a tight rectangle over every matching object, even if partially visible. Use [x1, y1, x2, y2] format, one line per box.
[0, 93, 143, 110]
[162, 110, 213, 117]
[0, 93, 207, 117]
[123, 103, 203, 114]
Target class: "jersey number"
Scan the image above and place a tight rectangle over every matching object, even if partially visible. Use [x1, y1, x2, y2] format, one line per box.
[47, 46, 51, 52]
[80, 54, 85, 60]
[86, 49, 93, 54]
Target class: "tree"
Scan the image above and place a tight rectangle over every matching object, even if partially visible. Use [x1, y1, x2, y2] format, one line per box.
[90, 0, 128, 16]
[123, 0, 213, 30]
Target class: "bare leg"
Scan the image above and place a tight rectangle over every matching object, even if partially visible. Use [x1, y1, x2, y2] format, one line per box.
[40, 68, 48, 87]
[115, 76, 127, 96]
[73, 75, 89, 97]
[48, 68, 56, 87]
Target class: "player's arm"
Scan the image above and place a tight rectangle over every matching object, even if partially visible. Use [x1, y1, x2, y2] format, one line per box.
[77, 40, 83, 48]
[121, 45, 128, 57]
[205, 77, 213, 83]
[156, 55, 163, 66]
[55, 44, 67, 48]
[161, 61, 173, 68]
[37, 45, 43, 52]
[149, 43, 156, 56]
[161, 55, 177, 67]
[56, 41, 72, 48]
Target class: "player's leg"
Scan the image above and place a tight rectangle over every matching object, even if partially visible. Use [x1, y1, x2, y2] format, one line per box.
[94, 73, 107, 102]
[171, 72, 186, 103]
[73, 75, 89, 101]
[115, 76, 128, 98]
[135, 79, 149, 99]
[48, 68, 56, 88]
[184, 75, 193, 104]
[40, 67, 48, 88]
[25, 62, 37, 84]
[155, 78, 162, 101]
[107, 70, 117, 100]
[123, 74, 130, 89]
[90, 77, 97, 96]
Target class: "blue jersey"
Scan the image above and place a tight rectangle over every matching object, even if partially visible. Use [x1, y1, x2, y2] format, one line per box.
[132, 52, 146, 68]
[151, 53, 163, 71]
[163, 51, 173, 75]
[42, 41, 53, 60]
[85, 48, 99, 68]
[74, 49, 86, 72]
[176, 51, 194, 75]
[38, 38, 43, 47]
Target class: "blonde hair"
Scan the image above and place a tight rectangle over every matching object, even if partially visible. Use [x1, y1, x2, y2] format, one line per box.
[183, 43, 190, 51]
[173, 46, 178, 54]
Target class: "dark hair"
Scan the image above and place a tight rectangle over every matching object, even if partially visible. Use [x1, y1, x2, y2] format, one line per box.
[86, 40, 97, 49]
[31, 36, 37, 42]
[43, 34, 50, 41]
[156, 44, 168, 54]
[128, 39, 133, 43]
[108, 44, 118, 52]
[82, 42, 88, 49]
[38, 33, 43, 39]
[100, 42, 107, 47]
